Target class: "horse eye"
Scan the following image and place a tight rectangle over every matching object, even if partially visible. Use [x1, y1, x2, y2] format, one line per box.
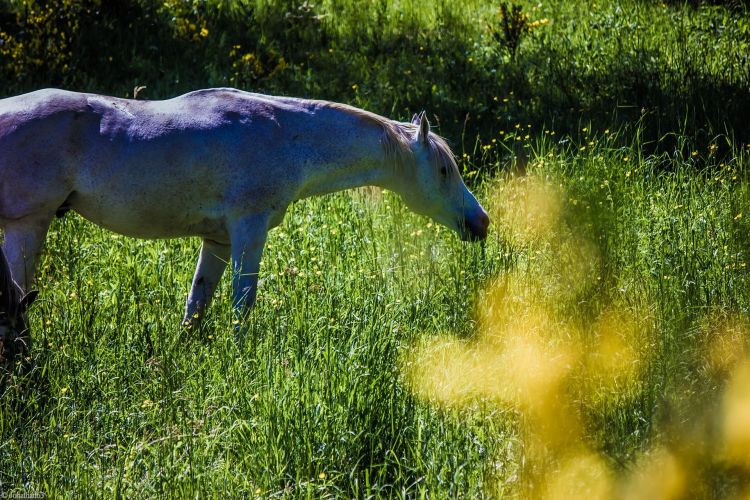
[440, 166, 448, 177]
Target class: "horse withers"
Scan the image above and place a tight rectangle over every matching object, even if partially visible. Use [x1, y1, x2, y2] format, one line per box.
[0, 88, 489, 329]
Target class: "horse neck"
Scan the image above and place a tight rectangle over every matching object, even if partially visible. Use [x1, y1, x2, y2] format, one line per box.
[295, 126, 399, 199]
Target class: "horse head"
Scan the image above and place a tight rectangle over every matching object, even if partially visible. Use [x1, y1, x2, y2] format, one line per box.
[0, 247, 37, 371]
[394, 112, 490, 241]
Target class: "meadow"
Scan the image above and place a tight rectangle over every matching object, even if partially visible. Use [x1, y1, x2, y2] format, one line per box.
[2, 0, 750, 497]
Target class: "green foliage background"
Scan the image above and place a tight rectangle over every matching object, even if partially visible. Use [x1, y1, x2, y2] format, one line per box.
[2, 0, 750, 153]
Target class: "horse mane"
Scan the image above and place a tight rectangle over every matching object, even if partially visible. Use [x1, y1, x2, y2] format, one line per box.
[324, 101, 459, 175]
[394, 122, 459, 177]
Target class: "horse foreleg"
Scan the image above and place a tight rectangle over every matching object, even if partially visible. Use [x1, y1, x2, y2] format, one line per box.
[1, 216, 51, 292]
[228, 215, 269, 321]
[182, 238, 230, 329]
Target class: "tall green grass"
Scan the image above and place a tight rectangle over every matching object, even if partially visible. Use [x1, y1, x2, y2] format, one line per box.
[2, 129, 750, 496]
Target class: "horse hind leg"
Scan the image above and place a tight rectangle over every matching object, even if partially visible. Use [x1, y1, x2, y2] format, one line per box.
[0, 216, 49, 369]
[1, 215, 53, 293]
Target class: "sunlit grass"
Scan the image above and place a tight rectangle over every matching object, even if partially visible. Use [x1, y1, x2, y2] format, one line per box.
[404, 132, 750, 497]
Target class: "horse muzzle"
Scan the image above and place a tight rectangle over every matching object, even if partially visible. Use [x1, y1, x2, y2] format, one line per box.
[459, 208, 490, 242]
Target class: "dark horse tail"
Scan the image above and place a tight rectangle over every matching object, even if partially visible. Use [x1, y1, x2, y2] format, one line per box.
[0, 246, 20, 319]
[0, 244, 38, 374]
[0, 245, 21, 371]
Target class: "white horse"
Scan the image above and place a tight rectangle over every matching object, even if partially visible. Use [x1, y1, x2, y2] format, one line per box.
[0, 88, 489, 327]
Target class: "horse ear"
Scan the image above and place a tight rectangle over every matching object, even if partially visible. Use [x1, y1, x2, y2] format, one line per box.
[411, 113, 420, 125]
[19, 290, 38, 314]
[415, 111, 429, 145]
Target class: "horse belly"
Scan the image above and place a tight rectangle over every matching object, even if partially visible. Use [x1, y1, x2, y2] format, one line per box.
[68, 184, 228, 241]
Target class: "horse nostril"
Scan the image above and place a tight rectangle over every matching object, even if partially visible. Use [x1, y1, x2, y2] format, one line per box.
[478, 209, 490, 229]
[460, 209, 490, 241]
